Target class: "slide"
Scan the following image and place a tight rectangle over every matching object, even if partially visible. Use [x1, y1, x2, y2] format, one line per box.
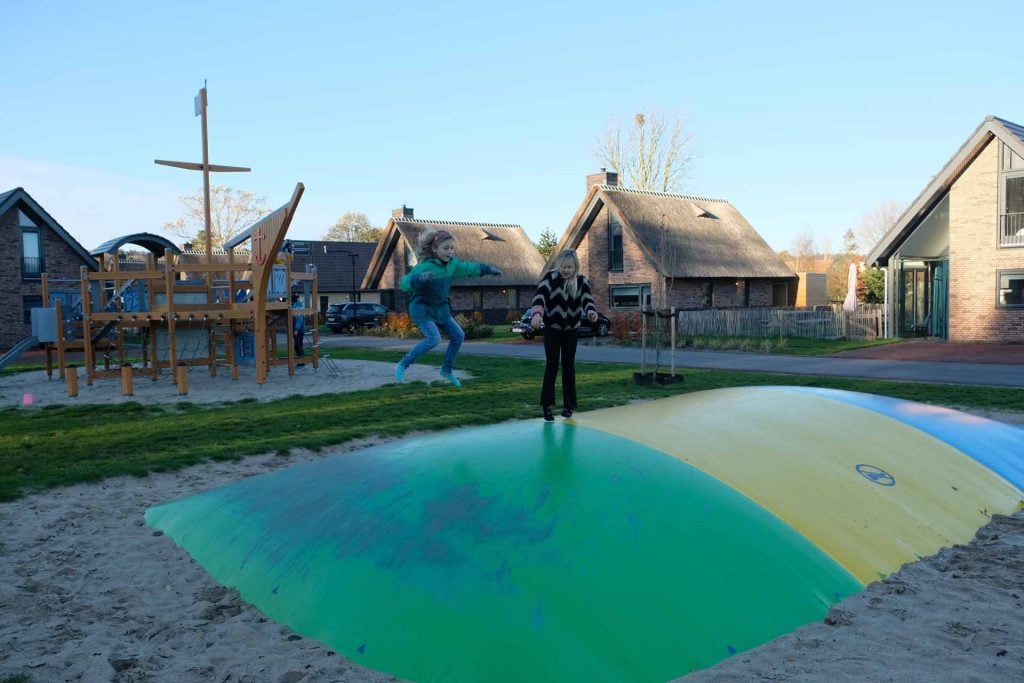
[0, 336, 40, 371]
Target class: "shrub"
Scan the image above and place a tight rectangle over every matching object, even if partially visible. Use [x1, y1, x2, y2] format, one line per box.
[454, 312, 494, 339]
[506, 309, 523, 324]
[609, 311, 642, 342]
[372, 312, 421, 338]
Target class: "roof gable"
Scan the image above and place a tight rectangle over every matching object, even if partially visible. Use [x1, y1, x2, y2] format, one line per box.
[866, 115, 1024, 264]
[0, 187, 98, 270]
[556, 185, 794, 279]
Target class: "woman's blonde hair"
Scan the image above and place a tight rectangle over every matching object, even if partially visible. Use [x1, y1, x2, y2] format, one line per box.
[416, 228, 455, 259]
[554, 249, 580, 299]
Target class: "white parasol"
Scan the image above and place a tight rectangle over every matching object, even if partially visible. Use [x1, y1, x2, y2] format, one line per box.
[842, 262, 858, 312]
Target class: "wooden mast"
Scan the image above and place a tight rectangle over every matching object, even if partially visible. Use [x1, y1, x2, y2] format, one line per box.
[155, 82, 251, 263]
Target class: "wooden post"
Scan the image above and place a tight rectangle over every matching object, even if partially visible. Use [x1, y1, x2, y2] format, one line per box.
[640, 307, 647, 375]
[670, 307, 677, 377]
[121, 366, 134, 396]
[66, 366, 79, 397]
[81, 266, 95, 386]
[166, 252, 178, 381]
[176, 365, 189, 395]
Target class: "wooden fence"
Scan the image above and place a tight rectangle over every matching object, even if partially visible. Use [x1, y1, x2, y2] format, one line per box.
[676, 305, 884, 340]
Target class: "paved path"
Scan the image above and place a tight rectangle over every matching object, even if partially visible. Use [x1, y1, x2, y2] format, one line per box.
[319, 336, 1024, 388]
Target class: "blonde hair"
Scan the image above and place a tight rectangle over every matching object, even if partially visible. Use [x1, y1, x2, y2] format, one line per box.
[416, 228, 455, 259]
[554, 249, 580, 299]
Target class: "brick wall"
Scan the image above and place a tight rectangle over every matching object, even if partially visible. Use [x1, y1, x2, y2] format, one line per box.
[1, 204, 95, 350]
[574, 200, 784, 314]
[948, 140, 1024, 342]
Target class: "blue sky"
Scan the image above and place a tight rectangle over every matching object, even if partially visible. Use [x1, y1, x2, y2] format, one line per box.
[2, 0, 1022, 253]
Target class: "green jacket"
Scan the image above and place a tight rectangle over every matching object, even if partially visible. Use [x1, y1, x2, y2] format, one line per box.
[400, 256, 498, 324]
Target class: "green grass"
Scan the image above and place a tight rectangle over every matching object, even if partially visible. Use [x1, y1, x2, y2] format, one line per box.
[1, 347, 1021, 503]
[679, 336, 902, 356]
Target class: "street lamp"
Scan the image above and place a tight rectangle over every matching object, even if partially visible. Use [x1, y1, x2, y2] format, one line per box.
[323, 245, 360, 303]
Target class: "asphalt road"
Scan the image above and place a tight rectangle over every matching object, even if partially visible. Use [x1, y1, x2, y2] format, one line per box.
[319, 335, 1024, 389]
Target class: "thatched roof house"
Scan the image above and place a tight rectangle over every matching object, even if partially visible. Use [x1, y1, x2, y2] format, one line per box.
[362, 206, 547, 323]
[552, 170, 796, 310]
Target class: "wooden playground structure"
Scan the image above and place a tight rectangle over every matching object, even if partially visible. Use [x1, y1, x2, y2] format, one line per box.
[33, 84, 319, 395]
[39, 183, 319, 393]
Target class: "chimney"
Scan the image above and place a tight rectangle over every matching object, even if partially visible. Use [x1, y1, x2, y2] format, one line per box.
[586, 168, 618, 190]
[392, 204, 414, 220]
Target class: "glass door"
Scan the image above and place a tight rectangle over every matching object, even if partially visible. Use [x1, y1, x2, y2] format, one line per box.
[899, 264, 930, 336]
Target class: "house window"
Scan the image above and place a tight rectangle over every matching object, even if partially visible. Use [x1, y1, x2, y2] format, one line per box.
[610, 284, 651, 310]
[23, 295, 43, 325]
[472, 290, 483, 309]
[997, 269, 1024, 307]
[21, 209, 43, 277]
[608, 219, 623, 272]
[504, 288, 517, 309]
[999, 144, 1024, 247]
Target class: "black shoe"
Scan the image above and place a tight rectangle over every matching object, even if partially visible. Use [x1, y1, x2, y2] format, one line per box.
[542, 406, 554, 422]
[561, 408, 574, 418]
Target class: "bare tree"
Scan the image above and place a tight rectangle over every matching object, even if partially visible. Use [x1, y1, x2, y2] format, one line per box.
[324, 212, 383, 242]
[857, 199, 905, 250]
[595, 111, 696, 193]
[790, 228, 817, 272]
[165, 185, 269, 251]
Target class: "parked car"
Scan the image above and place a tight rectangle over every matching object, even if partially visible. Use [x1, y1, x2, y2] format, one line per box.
[326, 302, 390, 333]
[510, 310, 612, 340]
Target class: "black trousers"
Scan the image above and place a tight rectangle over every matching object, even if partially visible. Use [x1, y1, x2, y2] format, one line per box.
[293, 329, 305, 356]
[541, 327, 579, 409]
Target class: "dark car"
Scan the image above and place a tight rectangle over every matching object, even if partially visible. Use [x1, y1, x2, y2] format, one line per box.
[326, 302, 390, 333]
[511, 310, 612, 340]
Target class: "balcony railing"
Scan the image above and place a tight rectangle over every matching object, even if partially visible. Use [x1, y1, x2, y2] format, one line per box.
[21, 256, 42, 277]
[1000, 213, 1024, 247]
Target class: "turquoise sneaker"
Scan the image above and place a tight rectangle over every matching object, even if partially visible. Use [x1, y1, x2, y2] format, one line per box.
[439, 369, 461, 388]
[395, 363, 406, 384]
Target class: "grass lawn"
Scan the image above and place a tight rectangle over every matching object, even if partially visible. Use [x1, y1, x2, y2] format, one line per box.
[2, 347, 1021, 503]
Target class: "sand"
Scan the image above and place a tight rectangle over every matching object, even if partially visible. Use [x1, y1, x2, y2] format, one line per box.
[1, 362, 1023, 682]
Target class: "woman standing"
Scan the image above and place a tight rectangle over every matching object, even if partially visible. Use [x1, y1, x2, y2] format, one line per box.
[530, 249, 598, 421]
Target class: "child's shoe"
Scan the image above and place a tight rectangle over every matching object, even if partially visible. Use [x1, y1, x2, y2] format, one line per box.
[395, 364, 406, 383]
[561, 408, 574, 418]
[440, 369, 462, 388]
[542, 406, 555, 422]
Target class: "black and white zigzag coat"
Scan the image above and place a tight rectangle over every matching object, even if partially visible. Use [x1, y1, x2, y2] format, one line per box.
[530, 272, 597, 332]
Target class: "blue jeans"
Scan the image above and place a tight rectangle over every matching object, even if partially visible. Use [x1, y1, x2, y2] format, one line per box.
[399, 317, 465, 373]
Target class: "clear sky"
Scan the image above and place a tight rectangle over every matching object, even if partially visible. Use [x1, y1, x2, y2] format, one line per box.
[2, 0, 1022, 254]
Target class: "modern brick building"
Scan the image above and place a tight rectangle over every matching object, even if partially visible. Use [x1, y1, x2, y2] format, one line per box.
[0, 188, 98, 351]
[549, 170, 796, 313]
[866, 116, 1024, 342]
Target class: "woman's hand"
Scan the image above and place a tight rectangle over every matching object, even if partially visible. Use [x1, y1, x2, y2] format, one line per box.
[530, 313, 542, 330]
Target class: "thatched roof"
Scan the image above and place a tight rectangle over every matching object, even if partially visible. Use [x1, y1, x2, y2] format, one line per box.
[556, 185, 795, 279]
[363, 218, 546, 288]
[866, 115, 1024, 265]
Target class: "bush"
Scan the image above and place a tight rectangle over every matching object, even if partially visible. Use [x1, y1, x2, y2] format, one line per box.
[506, 309, 523, 324]
[609, 312, 642, 342]
[454, 312, 494, 339]
[371, 312, 421, 338]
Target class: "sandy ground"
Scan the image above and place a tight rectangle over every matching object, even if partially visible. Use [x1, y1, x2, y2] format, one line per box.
[1, 361, 1023, 682]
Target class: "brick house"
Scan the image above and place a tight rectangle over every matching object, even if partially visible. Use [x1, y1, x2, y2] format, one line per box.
[0, 188, 98, 350]
[865, 116, 1024, 342]
[550, 170, 796, 313]
[361, 206, 547, 324]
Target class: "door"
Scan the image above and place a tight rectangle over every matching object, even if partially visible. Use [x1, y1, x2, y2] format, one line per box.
[930, 261, 948, 339]
[898, 265, 930, 336]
